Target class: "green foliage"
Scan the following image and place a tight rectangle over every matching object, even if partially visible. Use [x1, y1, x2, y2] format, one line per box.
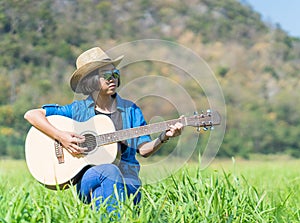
[263, 66, 278, 79]
[0, 135, 8, 156]
[216, 66, 230, 77]
[186, 0, 267, 44]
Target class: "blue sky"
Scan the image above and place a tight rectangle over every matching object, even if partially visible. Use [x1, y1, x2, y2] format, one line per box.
[241, 0, 300, 38]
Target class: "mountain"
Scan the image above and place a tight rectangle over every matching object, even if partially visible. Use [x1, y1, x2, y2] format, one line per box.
[1, 0, 300, 159]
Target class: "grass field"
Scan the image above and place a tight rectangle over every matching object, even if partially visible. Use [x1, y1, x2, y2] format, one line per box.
[1, 157, 300, 222]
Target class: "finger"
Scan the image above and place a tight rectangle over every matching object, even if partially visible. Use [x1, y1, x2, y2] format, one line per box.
[72, 143, 88, 153]
[174, 122, 184, 129]
[71, 133, 85, 140]
[165, 130, 172, 137]
[65, 146, 79, 155]
[75, 137, 86, 144]
[171, 124, 182, 136]
[169, 125, 176, 131]
[166, 128, 175, 137]
[70, 135, 85, 144]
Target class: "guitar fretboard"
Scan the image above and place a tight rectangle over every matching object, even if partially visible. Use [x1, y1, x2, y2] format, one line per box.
[96, 118, 185, 146]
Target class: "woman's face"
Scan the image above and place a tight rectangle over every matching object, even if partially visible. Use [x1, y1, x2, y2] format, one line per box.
[98, 64, 119, 96]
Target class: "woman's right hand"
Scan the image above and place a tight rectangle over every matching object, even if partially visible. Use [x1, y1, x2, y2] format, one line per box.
[56, 130, 87, 155]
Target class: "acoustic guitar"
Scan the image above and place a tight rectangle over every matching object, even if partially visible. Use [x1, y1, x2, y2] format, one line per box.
[25, 110, 221, 189]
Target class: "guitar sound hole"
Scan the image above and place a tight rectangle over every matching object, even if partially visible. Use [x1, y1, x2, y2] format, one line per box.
[79, 133, 97, 152]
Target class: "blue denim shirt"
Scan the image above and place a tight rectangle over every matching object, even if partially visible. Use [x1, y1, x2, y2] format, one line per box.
[42, 94, 151, 182]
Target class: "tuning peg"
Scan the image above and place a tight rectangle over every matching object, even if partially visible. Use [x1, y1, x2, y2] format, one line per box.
[200, 110, 205, 117]
[207, 109, 211, 116]
[210, 126, 215, 130]
[194, 111, 198, 115]
[197, 127, 201, 132]
[201, 121, 207, 131]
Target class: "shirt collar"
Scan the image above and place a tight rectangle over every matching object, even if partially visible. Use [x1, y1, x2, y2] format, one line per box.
[85, 93, 125, 112]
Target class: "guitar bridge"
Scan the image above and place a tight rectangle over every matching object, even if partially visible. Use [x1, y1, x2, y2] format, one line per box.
[54, 140, 65, 164]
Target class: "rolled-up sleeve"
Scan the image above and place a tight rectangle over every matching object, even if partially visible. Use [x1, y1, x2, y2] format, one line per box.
[42, 103, 73, 118]
[133, 105, 152, 146]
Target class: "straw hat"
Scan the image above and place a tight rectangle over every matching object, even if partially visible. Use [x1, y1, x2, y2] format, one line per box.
[70, 47, 124, 92]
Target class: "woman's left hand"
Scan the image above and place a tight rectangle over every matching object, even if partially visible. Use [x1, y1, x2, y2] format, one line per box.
[165, 122, 184, 138]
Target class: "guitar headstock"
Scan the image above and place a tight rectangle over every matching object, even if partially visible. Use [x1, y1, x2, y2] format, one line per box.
[185, 110, 221, 131]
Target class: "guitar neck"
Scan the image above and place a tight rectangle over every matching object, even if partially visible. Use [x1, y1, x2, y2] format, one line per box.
[96, 117, 185, 146]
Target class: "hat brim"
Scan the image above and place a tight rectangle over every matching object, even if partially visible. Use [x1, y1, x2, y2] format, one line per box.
[70, 55, 124, 92]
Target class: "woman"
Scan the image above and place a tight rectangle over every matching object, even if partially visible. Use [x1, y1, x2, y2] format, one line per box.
[24, 47, 183, 213]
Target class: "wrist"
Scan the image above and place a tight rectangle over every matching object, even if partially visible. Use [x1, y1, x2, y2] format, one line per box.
[159, 131, 169, 143]
[54, 129, 64, 142]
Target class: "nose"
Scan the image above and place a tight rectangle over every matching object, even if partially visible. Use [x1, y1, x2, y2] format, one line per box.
[108, 77, 117, 82]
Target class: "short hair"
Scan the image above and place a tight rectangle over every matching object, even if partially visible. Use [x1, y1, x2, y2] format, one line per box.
[77, 70, 100, 95]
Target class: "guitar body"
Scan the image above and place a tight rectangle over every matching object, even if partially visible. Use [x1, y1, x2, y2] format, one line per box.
[25, 115, 118, 189]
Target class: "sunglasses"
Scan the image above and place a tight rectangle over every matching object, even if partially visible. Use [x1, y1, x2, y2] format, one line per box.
[99, 69, 120, 80]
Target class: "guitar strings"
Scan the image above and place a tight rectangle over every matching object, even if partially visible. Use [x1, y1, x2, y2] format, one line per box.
[80, 134, 97, 151]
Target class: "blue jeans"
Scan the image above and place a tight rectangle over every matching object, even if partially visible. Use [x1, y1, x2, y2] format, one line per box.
[76, 164, 141, 213]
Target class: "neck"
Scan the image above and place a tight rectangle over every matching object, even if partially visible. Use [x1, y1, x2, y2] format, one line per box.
[92, 92, 116, 113]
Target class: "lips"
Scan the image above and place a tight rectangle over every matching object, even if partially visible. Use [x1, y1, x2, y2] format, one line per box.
[108, 84, 116, 88]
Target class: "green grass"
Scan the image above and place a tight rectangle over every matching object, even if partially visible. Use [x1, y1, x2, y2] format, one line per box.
[0, 158, 300, 222]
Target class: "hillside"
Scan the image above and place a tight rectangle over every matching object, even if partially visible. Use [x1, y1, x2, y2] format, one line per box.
[1, 0, 300, 159]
